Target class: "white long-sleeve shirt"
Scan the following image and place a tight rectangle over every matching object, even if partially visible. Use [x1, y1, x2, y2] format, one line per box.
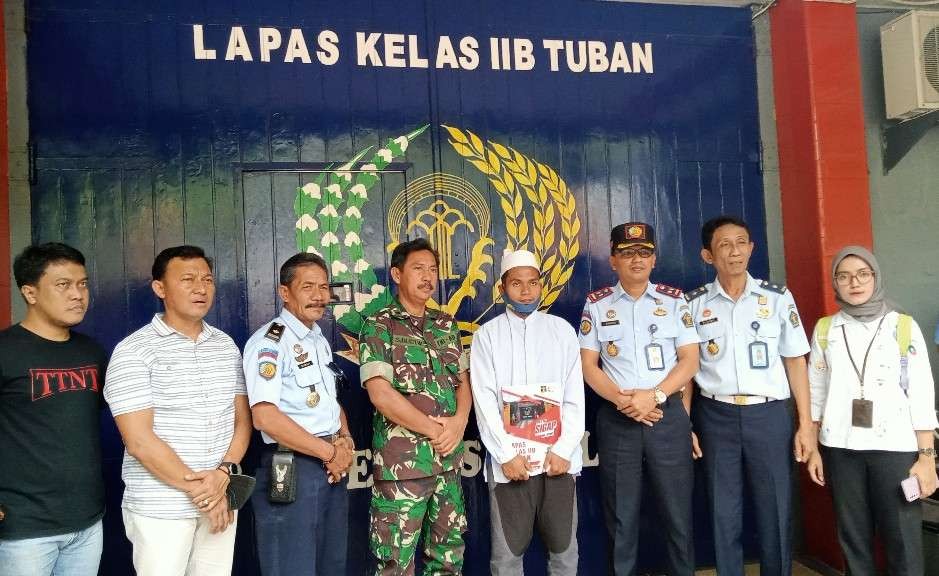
[470, 310, 586, 483]
[808, 311, 938, 451]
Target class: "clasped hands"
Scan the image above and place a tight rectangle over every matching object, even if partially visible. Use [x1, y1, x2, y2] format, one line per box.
[428, 414, 467, 457]
[184, 468, 233, 533]
[614, 388, 661, 425]
[326, 435, 355, 484]
[613, 389, 702, 459]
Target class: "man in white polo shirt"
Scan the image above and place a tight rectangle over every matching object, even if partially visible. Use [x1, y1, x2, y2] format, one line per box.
[104, 245, 251, 576]
[470, 249, 585, 575]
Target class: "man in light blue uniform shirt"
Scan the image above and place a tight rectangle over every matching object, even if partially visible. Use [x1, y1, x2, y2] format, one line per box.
[580, 222, 700, 575]
[242, 252, 354, 576]
[685, 215, 814, 576]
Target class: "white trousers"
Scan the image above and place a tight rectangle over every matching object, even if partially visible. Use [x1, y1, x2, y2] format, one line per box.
[122, 509, 238, 576]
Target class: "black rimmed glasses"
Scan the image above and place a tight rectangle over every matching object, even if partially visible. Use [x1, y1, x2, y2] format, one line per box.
[615, 247, 654, 259]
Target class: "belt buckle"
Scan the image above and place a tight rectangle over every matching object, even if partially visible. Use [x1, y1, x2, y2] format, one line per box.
[733, 394, 748, 405]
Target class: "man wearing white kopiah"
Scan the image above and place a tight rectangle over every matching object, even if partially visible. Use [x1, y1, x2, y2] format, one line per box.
[470, 249, 585, 576]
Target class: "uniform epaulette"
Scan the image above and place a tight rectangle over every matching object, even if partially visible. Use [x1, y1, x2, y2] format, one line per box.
[759, 280, 787, 295]
[655, 284, 683, 299]
[264, 322, 285, 343]
[587, 286, 613, 303]
[684, 285, 707, 302]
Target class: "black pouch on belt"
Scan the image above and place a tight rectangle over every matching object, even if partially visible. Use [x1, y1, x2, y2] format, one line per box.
[269, 445, 297, 503]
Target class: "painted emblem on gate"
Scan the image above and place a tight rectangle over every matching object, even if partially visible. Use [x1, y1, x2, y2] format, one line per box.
[292, 124, 582, 362]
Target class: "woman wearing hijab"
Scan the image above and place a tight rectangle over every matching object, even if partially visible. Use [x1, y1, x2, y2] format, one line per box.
[806, 245, 938, 575]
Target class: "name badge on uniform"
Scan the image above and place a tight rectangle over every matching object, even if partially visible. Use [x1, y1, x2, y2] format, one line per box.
[748, 341, 769, 369]
[645, 343, 665, 371]
[852, 399, 873, 428]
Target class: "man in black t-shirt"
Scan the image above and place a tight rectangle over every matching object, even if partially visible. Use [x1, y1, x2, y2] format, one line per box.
[0, 243, 107, 576]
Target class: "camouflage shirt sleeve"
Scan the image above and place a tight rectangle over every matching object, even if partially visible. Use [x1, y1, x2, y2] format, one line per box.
[359, 315, 393, 387]
[452, 320, 469, 374]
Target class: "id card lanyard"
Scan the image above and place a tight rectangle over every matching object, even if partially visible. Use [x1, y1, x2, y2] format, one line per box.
[645, 324, 665, 371]
[842, 315, 886, 428]
[749, 321, 769, 369]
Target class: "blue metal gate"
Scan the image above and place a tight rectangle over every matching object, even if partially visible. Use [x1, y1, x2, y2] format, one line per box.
[27, 1, 768, 573]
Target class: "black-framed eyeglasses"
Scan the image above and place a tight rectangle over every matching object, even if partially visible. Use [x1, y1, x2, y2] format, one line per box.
[615, 247, 654, 259]
[834, 269, 875, 286]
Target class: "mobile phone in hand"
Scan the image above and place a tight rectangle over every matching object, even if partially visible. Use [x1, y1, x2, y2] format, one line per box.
[901, 475, 921, 502]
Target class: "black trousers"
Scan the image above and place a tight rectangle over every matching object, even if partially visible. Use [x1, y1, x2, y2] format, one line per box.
[822, 446, 923, 576]
[597, 396, 695, 576]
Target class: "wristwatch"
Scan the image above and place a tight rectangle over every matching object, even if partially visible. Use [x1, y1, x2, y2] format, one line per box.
[217, 461, 241, 475]
[919, 448, 937, 458]
[653, 386, 667, 405]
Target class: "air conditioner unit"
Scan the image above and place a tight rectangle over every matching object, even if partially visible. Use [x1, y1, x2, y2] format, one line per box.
[881, 10, 939, 121]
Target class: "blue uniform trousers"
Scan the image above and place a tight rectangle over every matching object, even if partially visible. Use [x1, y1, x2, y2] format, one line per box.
[695, 395, 792, 576]
[597, 396, 695, 576]
[251, 447, 349, 576]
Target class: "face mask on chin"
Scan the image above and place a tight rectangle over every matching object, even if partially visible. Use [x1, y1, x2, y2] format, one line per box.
[503, 293, 540, 315]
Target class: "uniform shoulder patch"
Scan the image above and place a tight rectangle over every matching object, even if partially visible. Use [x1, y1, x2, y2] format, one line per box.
[684, 285, 707, 302]
[759, 280, 787, 295]
[264, 322, 285, 343]
[655, 284, 683, 299]
[580, 311, 593, 335]
[587, 286, 613, 303]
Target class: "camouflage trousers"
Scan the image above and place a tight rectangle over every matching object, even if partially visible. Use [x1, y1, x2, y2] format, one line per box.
[370, 469, 467, 576]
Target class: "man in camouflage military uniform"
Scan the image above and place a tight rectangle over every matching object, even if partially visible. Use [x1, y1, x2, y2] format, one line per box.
[358, 238, 471, 576]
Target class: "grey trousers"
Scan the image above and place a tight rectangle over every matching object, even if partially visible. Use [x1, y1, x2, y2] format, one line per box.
[488, 471, 579, 576]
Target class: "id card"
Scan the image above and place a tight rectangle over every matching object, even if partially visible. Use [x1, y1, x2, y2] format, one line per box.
[645, 343, 665, 371]
[852, 399, 873, 428]
[748, 341, 769, 369]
